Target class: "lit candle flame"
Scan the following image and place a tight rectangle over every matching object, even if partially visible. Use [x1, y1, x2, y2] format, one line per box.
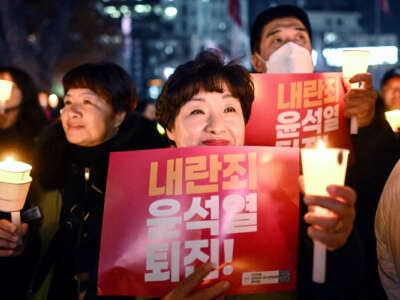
[317, 140, 326, 149]
[5, 156, 14, 162]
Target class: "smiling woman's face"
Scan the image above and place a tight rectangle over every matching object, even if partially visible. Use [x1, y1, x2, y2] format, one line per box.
[166, 85, 245, 147]
[60, 88, 125, 147]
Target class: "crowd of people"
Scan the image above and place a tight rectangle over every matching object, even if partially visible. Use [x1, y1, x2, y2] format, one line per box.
[0, 4, 399, 300]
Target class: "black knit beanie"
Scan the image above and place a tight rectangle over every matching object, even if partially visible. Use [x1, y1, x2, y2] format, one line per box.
[250, 5, 312, 54]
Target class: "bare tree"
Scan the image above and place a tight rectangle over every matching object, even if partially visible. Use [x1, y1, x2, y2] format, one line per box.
[0, 0, 122, 92]
[0, 0, 75, 90]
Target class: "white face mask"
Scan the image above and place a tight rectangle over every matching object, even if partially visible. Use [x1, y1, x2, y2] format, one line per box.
[258, 42, 314, 73]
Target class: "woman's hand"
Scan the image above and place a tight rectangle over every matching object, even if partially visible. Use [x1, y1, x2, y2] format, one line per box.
[0, 219, 28, 256]
[343, 72, 377, 128]
[300, 177, 356, 251]
[163, 262, 230, 300]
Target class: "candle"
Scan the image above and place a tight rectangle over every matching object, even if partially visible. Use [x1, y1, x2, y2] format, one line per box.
[342, 49, 370, 135]
[0, 158, 32, 183]
[0, 79, 13, 113]
[385, 109, 400, 133]
[0, 157, 32, 226]
[301, 141, 349, 283]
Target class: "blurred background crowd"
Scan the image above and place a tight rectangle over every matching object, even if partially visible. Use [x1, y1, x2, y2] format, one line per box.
[0, 0, 399, 113]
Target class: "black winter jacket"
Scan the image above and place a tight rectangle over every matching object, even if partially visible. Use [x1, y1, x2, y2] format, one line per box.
[32, 113, 167, 300]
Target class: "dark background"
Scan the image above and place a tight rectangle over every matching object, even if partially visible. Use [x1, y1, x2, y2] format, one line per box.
[0, 0, 398, 100]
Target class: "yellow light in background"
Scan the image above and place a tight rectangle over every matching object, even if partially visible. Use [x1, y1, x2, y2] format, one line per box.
[48, 93, 59, 108]
[164, 6, 178, 19]
[156, 123, 166, 136]
[134, 4, 151, 14]
[38, 91, 49, 108]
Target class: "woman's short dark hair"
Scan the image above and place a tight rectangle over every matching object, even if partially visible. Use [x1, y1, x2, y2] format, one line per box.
[62, 61, 138, 113]
[156, 49, 254, 131]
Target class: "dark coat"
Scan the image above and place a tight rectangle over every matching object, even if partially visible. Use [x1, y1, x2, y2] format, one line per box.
[31, 113, 168, 300]
[345, 98, 399, 300]
[0, 124, 45, 300]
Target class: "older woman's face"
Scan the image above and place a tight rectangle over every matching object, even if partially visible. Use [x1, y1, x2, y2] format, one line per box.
[60, 88, 125, 147]
[167, 86, 245, 147]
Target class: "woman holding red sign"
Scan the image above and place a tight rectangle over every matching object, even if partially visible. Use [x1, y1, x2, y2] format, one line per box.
[156, 49, 362, 300]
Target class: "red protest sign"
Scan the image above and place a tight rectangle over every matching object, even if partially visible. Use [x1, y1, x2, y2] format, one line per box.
[98, 146, 299, 297]
[245, 73, 351, 149]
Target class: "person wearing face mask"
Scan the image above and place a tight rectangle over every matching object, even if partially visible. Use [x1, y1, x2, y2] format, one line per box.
[254, 41, 314, 74]
[250, 5, 399, 300]
[250, 5, 314, 74]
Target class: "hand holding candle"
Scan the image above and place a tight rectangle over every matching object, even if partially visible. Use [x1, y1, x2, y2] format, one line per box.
[301, 141, 350, 283]
[342, 49, 370, 135]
